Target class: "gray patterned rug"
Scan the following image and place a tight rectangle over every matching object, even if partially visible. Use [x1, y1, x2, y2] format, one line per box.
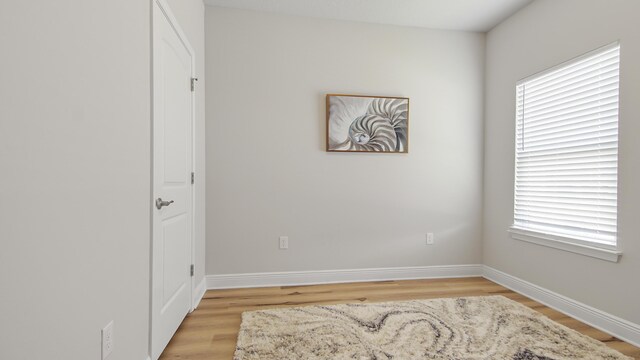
[234, 295, 630, 359]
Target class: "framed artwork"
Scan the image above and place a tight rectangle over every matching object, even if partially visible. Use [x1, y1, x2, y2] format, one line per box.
[326, 94, 409, 153]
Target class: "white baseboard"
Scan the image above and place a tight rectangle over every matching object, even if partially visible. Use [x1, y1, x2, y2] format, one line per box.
[206, 264, 483, 290]
[203, 264, 639, 347]
[192, 276, 206, 310]
[482, 265, 640, 347]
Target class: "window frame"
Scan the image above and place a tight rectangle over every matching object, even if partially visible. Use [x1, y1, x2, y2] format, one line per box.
[509, 42, 622, 263]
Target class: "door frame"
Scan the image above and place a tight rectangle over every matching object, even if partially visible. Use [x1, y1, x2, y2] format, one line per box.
[150, 0, 197, 357]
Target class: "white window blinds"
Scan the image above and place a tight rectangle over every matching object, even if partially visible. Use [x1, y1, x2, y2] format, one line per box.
[513, 43, 620, 247]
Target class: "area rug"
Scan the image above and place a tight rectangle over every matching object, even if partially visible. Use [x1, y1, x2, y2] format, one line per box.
[233, 295, 631, 359]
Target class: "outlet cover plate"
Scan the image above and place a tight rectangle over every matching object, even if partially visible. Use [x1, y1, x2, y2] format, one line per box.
[102, 320, 114, 359]
[426, 233, 435, 245]
[279, 236, 289, 249]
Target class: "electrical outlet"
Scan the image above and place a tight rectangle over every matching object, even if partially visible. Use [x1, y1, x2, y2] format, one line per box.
[102, 321, 114, 359]
[279, 236, 289, 249]
[426, 233, 435, 245]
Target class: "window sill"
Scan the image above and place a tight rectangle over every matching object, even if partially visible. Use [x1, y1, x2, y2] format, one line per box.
[508, 227, 622, 263]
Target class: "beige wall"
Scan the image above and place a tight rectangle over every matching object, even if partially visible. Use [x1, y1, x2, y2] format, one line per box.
[205, 7, 485, 275]
[0, 0, 151, 359]
[165, 0, 207, 289]
[484, 0, 640, 324]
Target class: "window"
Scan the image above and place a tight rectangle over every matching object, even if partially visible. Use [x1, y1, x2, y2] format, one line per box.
[510, 42, 621, 262]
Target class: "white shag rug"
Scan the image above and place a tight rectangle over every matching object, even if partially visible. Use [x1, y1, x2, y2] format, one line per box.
[234, 295, 631, 359]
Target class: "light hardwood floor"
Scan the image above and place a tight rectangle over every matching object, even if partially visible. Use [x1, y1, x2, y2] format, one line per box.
[159, 277, 639, 359]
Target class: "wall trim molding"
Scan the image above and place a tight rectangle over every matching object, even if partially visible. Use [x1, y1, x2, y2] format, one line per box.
[192, 277, 207, 310]
[482, 265, 640, 347]
[508, 227, 621, 263]
[206, 264, 483, 290]
[203, 264, 639, 347]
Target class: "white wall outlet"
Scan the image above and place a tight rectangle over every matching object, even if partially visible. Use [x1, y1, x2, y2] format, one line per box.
[426, 233, 435, 245]
[102, 320, 114, 359]
[279, 236, 289, 249]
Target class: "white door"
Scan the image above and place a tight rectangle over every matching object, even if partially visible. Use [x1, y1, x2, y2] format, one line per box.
[151, 1, 194, 359]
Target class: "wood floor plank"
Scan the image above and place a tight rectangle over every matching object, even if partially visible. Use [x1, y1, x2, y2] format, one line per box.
[159, 277, 639, 359]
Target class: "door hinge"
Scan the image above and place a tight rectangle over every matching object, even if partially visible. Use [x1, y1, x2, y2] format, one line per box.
[191, 172, 195, 184]
[190, 77, 198, 92]
[190, 264, 194, 277]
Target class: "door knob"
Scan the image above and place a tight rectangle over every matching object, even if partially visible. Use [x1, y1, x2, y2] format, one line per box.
[156, 198, 174, 210]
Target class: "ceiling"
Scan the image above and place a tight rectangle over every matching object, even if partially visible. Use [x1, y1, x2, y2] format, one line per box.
[203, 0, 534, 32]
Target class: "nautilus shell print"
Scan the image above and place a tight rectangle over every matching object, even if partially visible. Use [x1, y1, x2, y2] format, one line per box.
[327, 95, 409, 152]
